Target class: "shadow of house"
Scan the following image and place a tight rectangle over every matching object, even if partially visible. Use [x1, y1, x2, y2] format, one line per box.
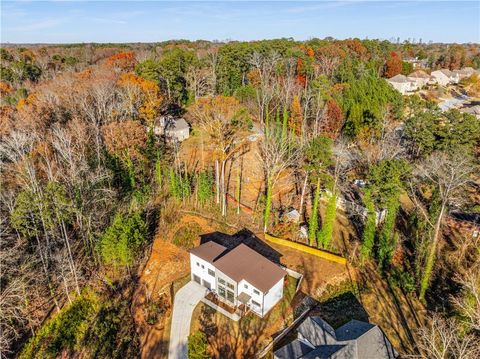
[310, 292, 369, 329]
[199, 228, 283, 265]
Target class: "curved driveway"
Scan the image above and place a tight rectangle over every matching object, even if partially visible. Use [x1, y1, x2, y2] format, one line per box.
[168, 281, 208, 359]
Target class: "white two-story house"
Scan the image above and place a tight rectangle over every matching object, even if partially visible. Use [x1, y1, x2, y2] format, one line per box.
[189, 241, 286, 317]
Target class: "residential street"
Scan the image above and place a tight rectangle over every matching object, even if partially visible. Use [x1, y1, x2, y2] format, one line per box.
[168, 281, 208, 359]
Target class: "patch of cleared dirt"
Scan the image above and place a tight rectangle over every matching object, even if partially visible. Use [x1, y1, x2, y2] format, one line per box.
[133, 214, 216, 359]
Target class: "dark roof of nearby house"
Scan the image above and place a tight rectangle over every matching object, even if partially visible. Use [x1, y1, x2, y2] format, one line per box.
[298, 317, 337, 347]
[336, 321, 397, 359]
[213, 243, 286, 292]
[275, 316, 398, 359]
[274, 339, 313, 359]
[301, 344, 355, 359]
[189, 241, 227, 264]
[335, 320, 375, 341]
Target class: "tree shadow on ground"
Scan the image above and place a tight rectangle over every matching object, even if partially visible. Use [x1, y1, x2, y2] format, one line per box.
[198, 303, 271, 359]
[310, 291, 369, 329]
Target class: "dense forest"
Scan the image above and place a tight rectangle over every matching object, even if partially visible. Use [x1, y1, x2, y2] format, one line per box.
[1, 38, 479, 358]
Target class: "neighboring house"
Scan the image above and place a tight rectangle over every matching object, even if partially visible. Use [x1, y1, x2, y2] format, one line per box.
[453, 67, 476, 79]
[430, 69, 460, 86]
[407, 70, 431, 88]
[189, 241, 286, 317]
[460, 104, 480, 119]
[153, 115, 190, 142]
[387, 74, 417, 94]
[274, 316, 397, 359]
[404, 57, 428, 69]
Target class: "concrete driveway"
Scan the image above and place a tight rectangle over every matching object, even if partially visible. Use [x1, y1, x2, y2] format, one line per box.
[168, 281, 208, 359]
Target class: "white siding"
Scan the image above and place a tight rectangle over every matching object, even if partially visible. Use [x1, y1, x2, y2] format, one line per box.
[431, 71, 450, 86]
[262, 277, 284, 316]
[190, 253, 216, 290]
[238, 279, 265, 316]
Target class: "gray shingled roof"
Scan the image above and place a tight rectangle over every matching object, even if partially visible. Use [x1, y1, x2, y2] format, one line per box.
[275, 316, 397, 359]
[274, 339, 314, 359]
[298, 317, 337, 346]
[335, 320, 375, 341]
[301, 344, 354, 359]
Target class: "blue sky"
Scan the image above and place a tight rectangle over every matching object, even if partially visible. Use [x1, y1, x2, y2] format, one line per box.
[1, 1, 479, 44]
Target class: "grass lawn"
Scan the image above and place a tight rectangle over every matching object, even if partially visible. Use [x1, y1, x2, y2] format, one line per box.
[190, 276, 299, 358]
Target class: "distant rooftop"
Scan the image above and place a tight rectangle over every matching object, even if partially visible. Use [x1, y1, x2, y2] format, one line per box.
[388, 74, 410, 83]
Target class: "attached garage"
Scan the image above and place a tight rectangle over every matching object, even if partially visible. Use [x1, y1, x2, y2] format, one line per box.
[193, 274, 201, 284]
[202, 279, 211, 290]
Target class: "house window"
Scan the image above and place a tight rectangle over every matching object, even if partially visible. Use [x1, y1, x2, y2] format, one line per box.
[218, 278, 225, 285]
[253, 289, 260, 295]
[218, 286, 226, 298]
[196, 262, 200, 267]
[244, 284, 248, 289]
[226, 290, 235, 303]
[201, 264, 205, 269]
[208, 269, 215, 276]
[251, 300, 260, 307]
[227, 283, 234, 290]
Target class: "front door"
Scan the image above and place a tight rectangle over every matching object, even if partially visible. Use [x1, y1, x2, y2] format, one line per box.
[193, 274, 201, 284]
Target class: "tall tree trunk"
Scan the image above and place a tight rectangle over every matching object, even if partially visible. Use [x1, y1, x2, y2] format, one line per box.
[34, 233, 60, 312]
[299, 172, 309, 218]
[264, 176, 273, 233]
[215, 160, 220, 205]
[308, 178, 321, 247]
[221, 159, 226, 216]
[60, 218, 80, 295]
[236, 167, 241, 215]
[420, 203, 446, 301]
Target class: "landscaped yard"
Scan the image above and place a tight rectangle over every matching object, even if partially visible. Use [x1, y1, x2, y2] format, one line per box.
[190, 275, 299, 358]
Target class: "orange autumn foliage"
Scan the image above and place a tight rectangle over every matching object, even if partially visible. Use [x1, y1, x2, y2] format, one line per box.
[247, 69, 261, 87]
[102, 120, 147, 161]
[0, 82, 13, 96]
[117, 73, 163, 123]
[16, 93, 37, 111]
[289, 95, 303, 136]
[106, 52, 137, 70]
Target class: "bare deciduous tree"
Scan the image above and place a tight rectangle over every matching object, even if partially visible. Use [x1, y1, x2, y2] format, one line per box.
[415, 314, 480, 359]
[411, 152, 475, 300]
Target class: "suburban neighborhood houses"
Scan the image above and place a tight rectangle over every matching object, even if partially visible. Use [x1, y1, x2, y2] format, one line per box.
[387, 66, 479, 94]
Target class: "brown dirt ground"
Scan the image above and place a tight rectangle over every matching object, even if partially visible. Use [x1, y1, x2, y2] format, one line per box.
[133, 214, 216, 359]
[255, 232, 352, 298]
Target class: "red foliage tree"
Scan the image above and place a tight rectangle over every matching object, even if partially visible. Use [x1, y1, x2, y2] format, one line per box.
[385, 52, 403, 78]
[321, 99, 344, 139]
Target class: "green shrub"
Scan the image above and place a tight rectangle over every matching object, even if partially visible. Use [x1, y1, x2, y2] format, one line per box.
[98, 212, 147, 267]
[173, 222, 201, 249]
[19, 291, 99, 359]
[188, 331, 211, 359]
